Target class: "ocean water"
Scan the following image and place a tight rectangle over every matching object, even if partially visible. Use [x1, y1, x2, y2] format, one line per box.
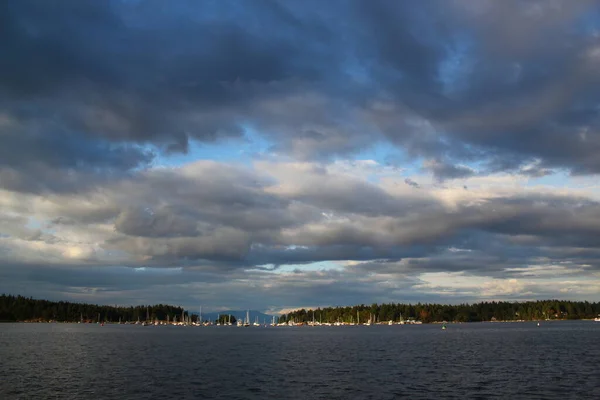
[1, 321, 598, 399]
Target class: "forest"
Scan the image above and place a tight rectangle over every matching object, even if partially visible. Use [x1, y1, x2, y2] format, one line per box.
[2, 294, 599, 324]
[0, 294, 191, 323]
[279, 300, 600, 324]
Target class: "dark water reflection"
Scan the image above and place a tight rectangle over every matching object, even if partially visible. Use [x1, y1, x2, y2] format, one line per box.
[1, 321, 599, 399]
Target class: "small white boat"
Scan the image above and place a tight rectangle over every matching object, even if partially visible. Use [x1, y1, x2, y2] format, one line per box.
[594, 317, 600, 322]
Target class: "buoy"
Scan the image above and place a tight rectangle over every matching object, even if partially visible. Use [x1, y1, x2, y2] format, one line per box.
[537, 322, 540, 327]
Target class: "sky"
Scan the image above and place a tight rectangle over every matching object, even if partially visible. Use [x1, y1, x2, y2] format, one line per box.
[2, 0, 600, 313]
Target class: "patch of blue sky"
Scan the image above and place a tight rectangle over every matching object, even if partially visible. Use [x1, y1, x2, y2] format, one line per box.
[345, 141, 420, 182]
[573, 7, 600, 36]
[438, 34, 474, 97]
[525, 170, 572, 188]
[239, 126, 274, 158]
[28, 215, 58, 235]
[152, 125, 274, 168]
[343, 58, 373, 86]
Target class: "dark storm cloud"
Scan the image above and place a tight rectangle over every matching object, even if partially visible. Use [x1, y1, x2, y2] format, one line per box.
[0, 0, 341, 192]
[0, 0, 338, 136]
[3, 0, 600, 181]
[0, 129, 154, 193]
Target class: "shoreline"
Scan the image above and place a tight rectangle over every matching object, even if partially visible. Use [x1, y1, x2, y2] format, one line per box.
[2, 318, 597, 324]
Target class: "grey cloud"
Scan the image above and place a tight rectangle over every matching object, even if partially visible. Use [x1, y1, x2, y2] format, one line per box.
[290, 178, 424, 217]
[424, 159, 476, 181]
[106, 227, 252, 263]
[114, 207, 198, 238]
[519, 163, 554, 178]
[266, 193, 600, 268]
[8, 161, 600, 271]
[404, 178, 419, 188]
[247, 243, 439, 268]
[0, 214, 59, 243]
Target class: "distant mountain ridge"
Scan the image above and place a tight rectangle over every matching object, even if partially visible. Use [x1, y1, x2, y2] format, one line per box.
[191, 309, 278, 323]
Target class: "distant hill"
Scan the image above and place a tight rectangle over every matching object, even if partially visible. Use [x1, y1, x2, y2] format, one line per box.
[191, 309, 278, 324]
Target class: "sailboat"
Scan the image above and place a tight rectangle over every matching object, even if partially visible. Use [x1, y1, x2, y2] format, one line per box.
[253, 316, 260, 327]
[142, 307, 150, 326]
[244, 310, 250, 327]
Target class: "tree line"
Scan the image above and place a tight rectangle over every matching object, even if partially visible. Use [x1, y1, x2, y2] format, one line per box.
[3, 295, 599, 324]
[0, 294, 192, 323]
[279, 300, 600, 324]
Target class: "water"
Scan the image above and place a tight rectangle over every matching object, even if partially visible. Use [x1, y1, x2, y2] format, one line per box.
[1, 321, 599, 399]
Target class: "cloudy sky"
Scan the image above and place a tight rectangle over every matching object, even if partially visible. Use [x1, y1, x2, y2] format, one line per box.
[2, 0, 600, 313]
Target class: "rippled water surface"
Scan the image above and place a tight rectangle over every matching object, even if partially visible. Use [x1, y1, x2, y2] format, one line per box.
[1, 321, 599, 399]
